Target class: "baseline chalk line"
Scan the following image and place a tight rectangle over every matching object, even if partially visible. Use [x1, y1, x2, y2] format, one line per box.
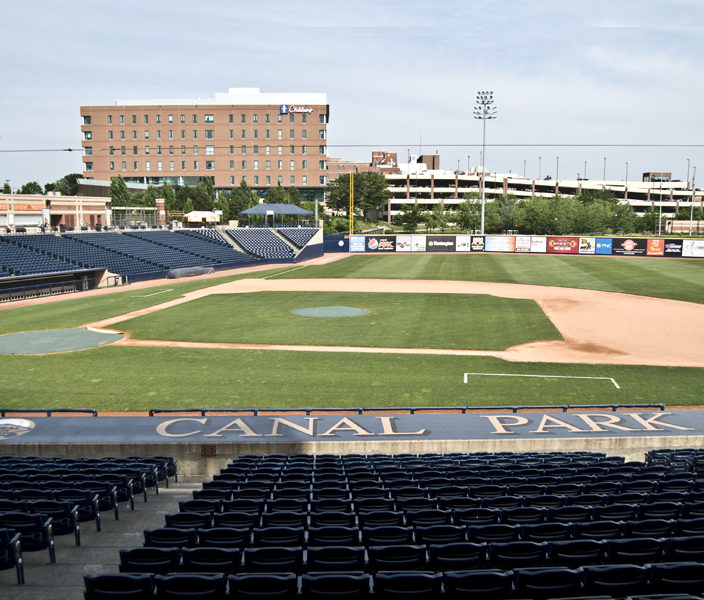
[464, 372, 621, 389]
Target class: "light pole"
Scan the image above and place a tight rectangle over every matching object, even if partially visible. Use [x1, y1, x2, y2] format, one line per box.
[467, 155, 470, 173]
[584, 160, 587, 180]
[603, 157, 607, 181]
[556, 157, 559, 181]
[687, 159, 691, 189]
[538, 156, 542, 180]
[523, 159, 526, 179]
[690, 166, 696, 236]
[658, 181, 663, 235]
[473, 90, 496, 235]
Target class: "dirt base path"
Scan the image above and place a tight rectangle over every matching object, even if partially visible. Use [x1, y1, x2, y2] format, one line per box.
[86, 276, 704, 368]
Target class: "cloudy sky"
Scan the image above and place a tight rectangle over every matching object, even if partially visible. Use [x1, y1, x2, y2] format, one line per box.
[1, 0, 702, 189]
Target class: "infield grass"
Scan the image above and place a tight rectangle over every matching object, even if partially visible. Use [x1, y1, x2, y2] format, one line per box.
[116, 291, 561, 350]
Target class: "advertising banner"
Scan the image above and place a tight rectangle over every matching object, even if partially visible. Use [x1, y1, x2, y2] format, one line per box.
[547, 237, 579, 254]
[595, 238, 613, 255]
[396, 235, 412, 252]
[427, 236, 456, 252]
[485, 236, 516, 253]
[349, 236, 366, 253]
[647, 239, 665, 256]
[366, 236, 396, 252]
[613, 238, 647, 256]
[515, 236, 532, 253]
[471, 236, 485, 252]
[412, 235, 426, 252]
[683, 239, 704, 258]
[664, 239, 683, 257]
[579, 237, 596, 254]
[456, 235, 472, 252]
[530, 237, 547, 253]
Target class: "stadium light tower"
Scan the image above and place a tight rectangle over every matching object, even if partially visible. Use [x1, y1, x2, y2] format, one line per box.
[473, 91, 496, 235]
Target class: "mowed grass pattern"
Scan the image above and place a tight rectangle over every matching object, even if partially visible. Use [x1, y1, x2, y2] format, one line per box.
[117, 291, 562, 350]
[278, 254, 704, 304]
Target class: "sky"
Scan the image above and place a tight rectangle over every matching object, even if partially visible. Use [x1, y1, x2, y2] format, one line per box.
[1, 0, 702, 189]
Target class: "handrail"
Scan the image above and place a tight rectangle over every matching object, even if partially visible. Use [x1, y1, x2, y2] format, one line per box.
[0, 408, 98, 417]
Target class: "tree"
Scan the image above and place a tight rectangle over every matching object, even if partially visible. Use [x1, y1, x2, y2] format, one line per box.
[214, 193, 230, 224]
[19, 181, 43, 194]
[161, 182, 177, 212]
[493, 194, 519, 231]
[45, 173, 81, 196]
[265, 183, 287, 204]
[229, 180, 259, 218]
[2, 182, 10, 194]
[109, 175, 132, 206]
[455, 194, 481, 231]
[426, 204, 448, 233]
[394, 204, 427, 233]
[325, 171, 390, 217]
[287, 186, 302, 207]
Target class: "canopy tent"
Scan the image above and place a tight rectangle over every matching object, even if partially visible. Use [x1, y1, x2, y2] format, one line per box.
[184, 210, 219, 224]
[239, 203, 313, 227]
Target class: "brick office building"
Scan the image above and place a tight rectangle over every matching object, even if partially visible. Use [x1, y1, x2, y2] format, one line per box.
[80, 88, 329, 202]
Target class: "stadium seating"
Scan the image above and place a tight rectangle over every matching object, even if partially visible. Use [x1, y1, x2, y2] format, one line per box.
[225, 228, 295, 259]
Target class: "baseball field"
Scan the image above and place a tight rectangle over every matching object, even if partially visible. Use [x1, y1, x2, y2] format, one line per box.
[0, 252, 702, 411]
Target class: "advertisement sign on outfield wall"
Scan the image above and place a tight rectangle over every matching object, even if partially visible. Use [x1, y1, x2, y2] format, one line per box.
[530, 237, 547, 253]
[485, 236, 516, 253]
[515, 236, 532, 253]
[683, 239, 704, 258]
[647, 239, 665, 256]
[547, 237, 579, 254]
[427, 236, 456, 252]
[471, 236, 485, 252]
[367, 236, 396, 252]
[579, 237, 596, 254]
[349, 236, 366, 252]
[595, 238, 613, 254]
[613, 238, 648, 256]
[456, 235, 472, 252]
[664, 239, 683, 257]
[412, 235, 427, 252]
[396, 235, 412, 252]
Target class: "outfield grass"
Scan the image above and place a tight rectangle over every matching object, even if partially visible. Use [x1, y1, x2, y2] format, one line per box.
[0, 346, 700, 410]
[278, 254, 704, 304]
[117, 291, 561, 350]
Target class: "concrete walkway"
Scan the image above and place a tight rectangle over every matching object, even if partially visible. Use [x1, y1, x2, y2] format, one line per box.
[0, 477, 199, 599]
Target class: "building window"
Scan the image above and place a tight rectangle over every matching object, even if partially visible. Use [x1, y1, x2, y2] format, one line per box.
[229, 130, 234, 139]
[301, 145, 307, 154]
[192, 114, 197, 123]
[320, 176, 326, 185]
[278, 160, 283, 169]
[265, 129, 270, 139]
[168, 130, 173, 140]
[121, 146, 126, 155]
[181, 130, 186, 139]
[156, 114, 161, 124]
[108, 146, 114, 155]
[169, 146, 174, 155]
[241, 145, 247, 155]
[242, 160, 247, 169]
[86, 161, 93, 171]
[302, 114, 307, 124]
[108, 115, 112, 125]
[108, 131, 114, 140]
[229, 114, 234, 123]
[180, 114, 185, 123]
[133, 161, 139, 170]
[157, 161, 163, 171]
[132, 130, 137, 140]
[120, 130, 125, 140]
[193, 130, 198, 139]
[253, 129, 258, 139]
[109, 161, 114, 171]
[168, 114, 173, 123]
[277, 114, 282, 123]
[181, 146, 186, 154]
[230, 160, 234, 169]
[230, 176, 235, 184]
[133, 146, 138, 155]
[229, 145, 234, 155]
[157, 145, 162, 155]
[156, 130, 161, 140]
[290, 160, 295, 170]
[193, 146, 198, 155]
[265, 160, 271, 170]
[205, 130, 214, 139]
[253, 114, 258, 123]
[289, 113, 295, 124]
[83, 131, 92, 140]
[278, 146, 283, 155]
[181, 161, 186, 170]
[145, 130, 150, 139]
[319, 145, 325, 154]
[241, 114, 246, 123]
[131, 115, 137, 124]
[302, 130, 307, 139]
[302, 175, 307, 184]
[302, 160, 307, 169]
[254, 175, 259, 184]
[319, 160, 326, 169]
[265, 145, 271, 155]
[290, 145, 295, 154]
[278, 176, 283, 185]
[121, 161, 126, 170]
[193, 160, 198, 169]
[253, 160, 259, 170]
[205, 114, 214, 123]
[206, 145, 214, 155]
[265, 114, 270, 123]
[145, 146, 150, 155]
[289, 129, 295, 139]
[266, 175, 271, 184]
[277, 129, 282, 140]
[206, 160, 214, 170]
[144, 115, 149, 124]
[120, 115, 125, 125]
[253, 145, 259, 154]
[241, 130, 246, 139]
[319, 130, 325, 139]
[319, 114, 325, 123]
[242, 175, 247, 182]
[169, 161, 174, 171]
[290, 176, 295, 184]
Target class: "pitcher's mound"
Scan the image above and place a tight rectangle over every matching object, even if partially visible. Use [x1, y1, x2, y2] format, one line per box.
[291, 306, 370, 318]
[0, 328, 124, 355]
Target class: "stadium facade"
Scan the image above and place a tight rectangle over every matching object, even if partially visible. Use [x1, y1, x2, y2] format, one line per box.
[80, 88, 330, 202]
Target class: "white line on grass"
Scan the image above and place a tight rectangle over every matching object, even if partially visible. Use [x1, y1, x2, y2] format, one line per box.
[264, 265, 309, 279]
[463, 372, 621, 389]
[131, 289, 174, 298]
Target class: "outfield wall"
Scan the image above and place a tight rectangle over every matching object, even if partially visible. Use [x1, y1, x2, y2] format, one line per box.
[347, 234, 704, 258]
